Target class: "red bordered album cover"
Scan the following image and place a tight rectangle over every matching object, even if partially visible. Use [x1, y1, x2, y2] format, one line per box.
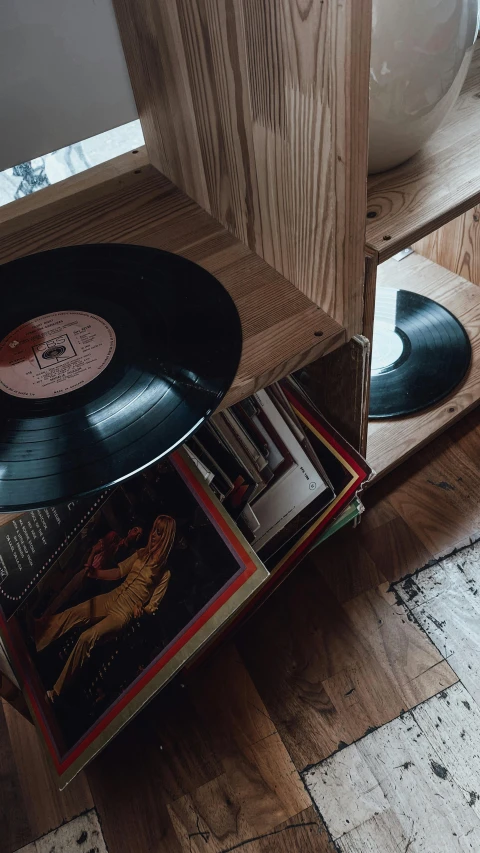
[263, 377, 372, 580]
[0, 450, 268, 787]
[184, 379, 372, 668]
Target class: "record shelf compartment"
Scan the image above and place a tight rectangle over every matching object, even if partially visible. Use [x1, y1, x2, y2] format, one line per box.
[367, 251, 480, 478]
[365, 41, 480, 264]
[365, 39, 480, 480]
[0, 149, 346, 413]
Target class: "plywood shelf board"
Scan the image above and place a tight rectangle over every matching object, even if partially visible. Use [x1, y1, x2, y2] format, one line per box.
[366, 41, 480, 262]
[0, 152, 345, 410]
[414, 204, 480, 285]
[367, 252, 480, 478]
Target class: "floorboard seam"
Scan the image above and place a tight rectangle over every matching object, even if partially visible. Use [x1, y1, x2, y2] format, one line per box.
[299, 771, 343, 853]
[386, 530, 480, 600]
[298, 681, 463, 780]
[303, 681, 480, 851]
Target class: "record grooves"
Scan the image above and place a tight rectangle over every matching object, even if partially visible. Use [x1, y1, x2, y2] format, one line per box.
[369, 288, 471, 419]
[0, 244, 242, 510]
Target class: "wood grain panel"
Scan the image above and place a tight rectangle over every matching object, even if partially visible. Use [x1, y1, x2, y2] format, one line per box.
[0, 701, 33, 853]
[0, 674, 29, 721]
[367, 252, 480, 478]
[87, 646, 313, 853]
[0, 153, 345, 411]
[350, 405, 480, 588]
[1, 701, 93, 851]
[256, 806, 336, 852]
[363, 247, 378, 342]
[366, 41, 480, 261]
[296, 336, 371, 454]
[238, 561, 456, 771]
[414, 204, 480, 285]
[358, 509, 432, 586]
[168, 799, 335, 852]
[112, 0, 371, 337]
[0, 148, 148, 230]
[386, 439, 480, 558]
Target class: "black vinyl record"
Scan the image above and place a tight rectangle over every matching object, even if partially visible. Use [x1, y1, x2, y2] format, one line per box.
[369, 288, 471, 419]
[0, 244, 242, 510]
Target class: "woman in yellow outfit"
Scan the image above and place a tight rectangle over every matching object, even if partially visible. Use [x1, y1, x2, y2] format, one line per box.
[35, 515, 176, 700]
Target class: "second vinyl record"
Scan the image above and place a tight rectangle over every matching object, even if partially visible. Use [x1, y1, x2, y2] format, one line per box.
[369, 288, 471, 418]
[0, 244, 242, 510]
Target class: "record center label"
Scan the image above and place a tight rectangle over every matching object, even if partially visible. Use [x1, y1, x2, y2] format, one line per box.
[0, 311, 116, 399]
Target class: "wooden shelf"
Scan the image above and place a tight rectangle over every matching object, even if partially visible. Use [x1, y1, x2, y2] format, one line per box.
[0, 150, 345, 410]
[367, 252, 480, 478]
[366, 41, 480, 263]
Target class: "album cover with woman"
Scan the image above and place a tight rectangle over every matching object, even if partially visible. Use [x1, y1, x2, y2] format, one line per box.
[0, 450, 268, 787]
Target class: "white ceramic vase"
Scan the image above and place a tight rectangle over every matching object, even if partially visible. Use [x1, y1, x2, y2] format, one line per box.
[369, 0, 479, 174]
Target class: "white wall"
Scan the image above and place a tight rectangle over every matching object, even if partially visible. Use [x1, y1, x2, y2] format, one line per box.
[0, 0, 138, 171]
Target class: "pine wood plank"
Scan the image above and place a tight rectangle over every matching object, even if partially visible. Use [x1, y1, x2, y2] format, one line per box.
[0, 701, 32, 853]
[296, 336, 371, 454]
[112, 0, 371, 337]
[366, 41, 480, 261]
[319, 405, 480, 602]
[0, 673, 29, 721]
[414, 204, 480, 286]
[310, 522, 386, 603]
[304, 682, 480, 851]
[0, 702, 93, 852]
[256, 806, 335, 852]
[0, 155, 345, 411]
[168, 801, 334, 853]
[188, 646, 310, 832]
[238, 561, 455, 771]
[166, 646, 310, 849]
[88, 644, 311, 853]
[386, 438, 480, 558]
[0, 148, 148, 231]
[87, 698, 186, 853]
[367, 252, 480, 478]
[363, 248, 378, 343]
[358, 510, 432, 585]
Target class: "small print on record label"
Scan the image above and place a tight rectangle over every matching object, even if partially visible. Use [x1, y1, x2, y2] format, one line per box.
[0, 310, 116, 400]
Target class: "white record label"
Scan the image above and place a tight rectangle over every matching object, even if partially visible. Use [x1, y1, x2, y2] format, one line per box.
[0, 310, 116, 399]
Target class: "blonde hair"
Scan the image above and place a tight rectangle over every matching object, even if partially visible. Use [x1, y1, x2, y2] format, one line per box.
[139, 515, 176, 570]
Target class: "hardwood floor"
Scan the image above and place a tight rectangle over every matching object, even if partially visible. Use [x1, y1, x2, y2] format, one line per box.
[396, 538, 480, 708]
[305, 520, 480, 851]
[1, 406, 479, 853]
[305, 683, 480, 852]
